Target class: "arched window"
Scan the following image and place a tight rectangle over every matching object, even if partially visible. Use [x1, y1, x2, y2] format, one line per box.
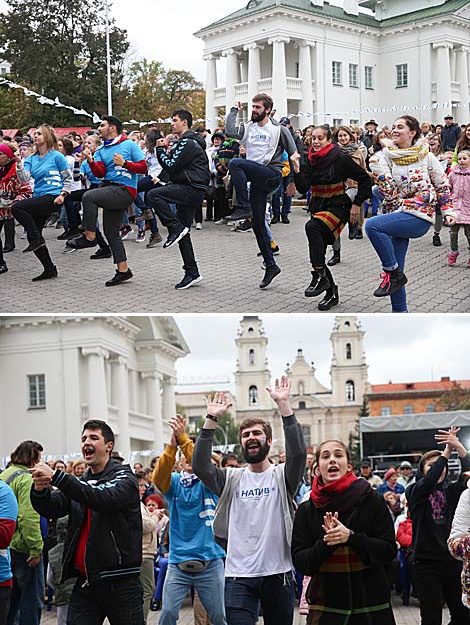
[346, 343, 352, 360]
[249, 385, 258, 405]
[248, 327, 254, 334]
[299, 401, 306, 410]
[345, 380, 355, 402]
[249, 349, 255, 365]
[345, 321, 350, 327]
[298, 381, 305, 395]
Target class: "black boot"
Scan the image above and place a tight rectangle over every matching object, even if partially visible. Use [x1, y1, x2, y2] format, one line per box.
[3, 218, 15, 251]
[373, 268, 407, 297]
[327, 251, 340, 266]
[318, 285, 339, 311]
[304, 270, 330, 297]
[271, 214, 280, 224]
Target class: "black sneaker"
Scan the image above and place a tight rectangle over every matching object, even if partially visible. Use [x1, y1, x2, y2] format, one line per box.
[348, 222, 359, 240]
[304, 271, 331, 297]
[230, 206, 252, 221]
[32, 266, 58, 282]
[175, 274, 203, 290]
[235, 219, 252, 232]
[0, 263, 8, 274]
[150, 599, 162, 612]
[57, 226, 82, 241]
[318, 286, 339, 311]
[105, 268, 133, 287]
[259, 264, 281, 289]
[67, 234, 97, 249]
[163, 227, 189, 249]
[281, 215, 290, 224]
[355, 228, 363, 239]
[257, 245, 280, 257]
[327, 252, 340, 266]
[90, 249, 112, 259]
[433, 233, 442, 247]
[23, 239, 45, 253]
[271, 214, 280, 224]
[373, 268, 407, 297]
[3, 245, 14, 253]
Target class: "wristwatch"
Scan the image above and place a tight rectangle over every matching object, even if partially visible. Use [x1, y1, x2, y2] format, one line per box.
[206, 414, 219, 422]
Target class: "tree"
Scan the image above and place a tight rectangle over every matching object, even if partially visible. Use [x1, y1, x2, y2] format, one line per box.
[0, 0, 129, 126]
[439, 387, 470, 411]
[348, 397, 369, 469]
[119, 59, 205, 124]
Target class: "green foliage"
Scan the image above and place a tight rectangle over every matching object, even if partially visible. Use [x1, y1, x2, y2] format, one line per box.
[440, 387, 470, 411]
[359, 396, 370, 417]
[0, 0, 129, 126]
[348, 421, 362, 470]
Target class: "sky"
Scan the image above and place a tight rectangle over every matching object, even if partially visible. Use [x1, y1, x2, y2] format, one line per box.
[173, 314, 470, 393]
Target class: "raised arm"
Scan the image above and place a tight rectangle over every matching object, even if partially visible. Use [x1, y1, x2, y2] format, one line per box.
[225, 103, 245, 141]
[152, 415, 193, 494]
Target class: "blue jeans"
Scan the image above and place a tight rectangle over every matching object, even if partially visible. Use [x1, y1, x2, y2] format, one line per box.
[7, 551, 44, 625]
[225, 571, 295, 625]
[271, 177, 293, 216]
[229, 159, 282, 267]
[159, 560, 226, 625]
[365, 212, 431, 312]
[154, 556, 168, 601]
[364, 185, 382, 217]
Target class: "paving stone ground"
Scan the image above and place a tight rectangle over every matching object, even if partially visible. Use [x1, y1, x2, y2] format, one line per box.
[39, 594, 441, 624]
[2, 209, 469, 314]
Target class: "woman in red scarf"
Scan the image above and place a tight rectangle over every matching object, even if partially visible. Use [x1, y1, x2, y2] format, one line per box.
[0, 143, 32, 273]
[294, 126, 372, 310]
[292, 439, 396, 624]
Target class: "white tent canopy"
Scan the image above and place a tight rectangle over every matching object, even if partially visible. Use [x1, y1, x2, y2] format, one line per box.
[360, 410, 470, 433]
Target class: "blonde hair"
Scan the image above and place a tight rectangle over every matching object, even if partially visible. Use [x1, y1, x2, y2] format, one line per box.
[33, 124, 59, 153]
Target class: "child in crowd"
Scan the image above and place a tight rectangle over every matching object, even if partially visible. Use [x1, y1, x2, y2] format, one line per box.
[447, 150, 470, 267]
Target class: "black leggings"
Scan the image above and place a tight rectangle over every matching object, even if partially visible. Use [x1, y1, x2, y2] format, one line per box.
[12, 194, 57, 270]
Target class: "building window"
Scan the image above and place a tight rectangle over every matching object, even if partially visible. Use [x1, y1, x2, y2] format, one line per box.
[381, 406, 392, 416]
[345, 380, 355, 402]
[364, 66, 374, 89]
[332, 61, 342, 86]
[299, 401, 306, 410]
[301, 425, 311, 446]
[332, 118, 343, 128]
[249, 349, 255, 365]
[349, 64, 358, 88]
[0, 67, 7, 76]
[426, 403, 436, 412]
[248, 327, 254, 333]
[396, 64, 408, 88]
[346, 343, 352, 360]
[350, 119, 359, 125]
[403, 404, 414, 414]
[188, 415, 201, 434]
[28, 374, 46, 409]
[249, 385, 258, 405]
[298, 381, 305, 395]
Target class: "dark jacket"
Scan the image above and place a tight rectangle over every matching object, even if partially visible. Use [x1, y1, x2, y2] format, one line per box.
[441, 124, 461, 152]
[30, 459, 142, 583]
[406, 453, 470, 562]
[292, 490, 396, 625]
[156, 131, 210, 191]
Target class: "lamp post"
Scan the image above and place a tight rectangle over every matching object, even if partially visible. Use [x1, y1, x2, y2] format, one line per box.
[105, 0, 113, 115]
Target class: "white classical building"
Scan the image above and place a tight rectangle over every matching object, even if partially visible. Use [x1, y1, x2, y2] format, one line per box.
[177, 315, 369, 453]
[195, 0, 470, 127]
[0, 316, 190, 461]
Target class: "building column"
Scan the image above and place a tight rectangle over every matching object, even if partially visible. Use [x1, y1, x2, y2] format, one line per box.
[111, 356, 130, 459]
[142, 372, 163, 451]
[204, 54, 219, 128]
[268, 37, 289, 117]
[161, 377, 176, 445]
[433, 42, 453, 121]
[223, 49, 240, 114]
[298, 41, 315, 120]
[244, 43, 261, 103]
[240, 57, 248, 83]
[314, 41, 326, 124]
[81, 347, 109, 420]
[456, 47, 469, 123]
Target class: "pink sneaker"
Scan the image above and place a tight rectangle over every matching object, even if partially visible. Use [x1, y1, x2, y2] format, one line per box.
[447, 251, 459, 266]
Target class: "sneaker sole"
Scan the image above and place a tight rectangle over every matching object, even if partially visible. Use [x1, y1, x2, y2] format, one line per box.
[164, 227, 189, 249]
[175, 276, 203, 290]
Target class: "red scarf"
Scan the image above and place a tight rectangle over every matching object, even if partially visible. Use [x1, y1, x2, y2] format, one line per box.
[308, 142, 340, 168]
[310, 471, 357, 508]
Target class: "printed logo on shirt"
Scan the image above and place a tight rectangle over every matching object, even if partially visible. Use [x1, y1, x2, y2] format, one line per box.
[199, 497, 217, 527]
[240, 486, 276, 500]
[251, 133, 270, 142]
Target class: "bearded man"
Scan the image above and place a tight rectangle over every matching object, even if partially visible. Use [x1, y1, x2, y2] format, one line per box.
[192, 376, 306, 625]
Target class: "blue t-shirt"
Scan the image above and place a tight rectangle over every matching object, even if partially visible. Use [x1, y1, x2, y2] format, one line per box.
[93, 139, 145, 190]
[24, 150, 69, 197]
[80, 161, 101, 186]
[165, 472, 225, 564]
[0, 481, 18, 584]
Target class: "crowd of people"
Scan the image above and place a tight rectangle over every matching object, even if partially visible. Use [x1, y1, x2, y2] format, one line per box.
[1, 379, 470, 624]
[0, 103, 469, 307]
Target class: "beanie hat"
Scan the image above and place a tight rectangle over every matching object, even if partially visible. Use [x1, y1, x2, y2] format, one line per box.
[0, 143, 14, 160]
[384, 467, 397, 481]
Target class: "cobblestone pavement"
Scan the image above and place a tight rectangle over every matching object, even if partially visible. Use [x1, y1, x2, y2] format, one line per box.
[2, 210, 469, 313]
[39, 594, 442, 624]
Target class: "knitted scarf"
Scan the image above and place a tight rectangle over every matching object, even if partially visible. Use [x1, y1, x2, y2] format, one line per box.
[308, 143, 341, 168]
[180, 470, 199, 489]
[340, 142, 360, 156]
[310, 471, 372, 515]
[384, 143, 429, 166]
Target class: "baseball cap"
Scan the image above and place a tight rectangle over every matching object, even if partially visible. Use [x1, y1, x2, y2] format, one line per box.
[400, 461, 413, 469]
[279, 116, 291, 126]
[444, 115, 453, 120]
[361, 459, 371, 468]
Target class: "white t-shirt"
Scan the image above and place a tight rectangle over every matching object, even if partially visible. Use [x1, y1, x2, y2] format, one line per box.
[246, 120, 274, 165]
[225, 465, 292, 577]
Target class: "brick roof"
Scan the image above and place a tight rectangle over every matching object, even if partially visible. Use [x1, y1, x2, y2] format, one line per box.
[370, 379, 470, 394]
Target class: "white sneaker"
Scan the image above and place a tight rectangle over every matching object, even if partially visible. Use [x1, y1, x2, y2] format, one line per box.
[196, 223, 202, 230]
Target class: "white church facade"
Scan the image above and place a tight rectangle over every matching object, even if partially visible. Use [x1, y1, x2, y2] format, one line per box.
[195, 0, 470, 128]
[0, 316, 190, 462]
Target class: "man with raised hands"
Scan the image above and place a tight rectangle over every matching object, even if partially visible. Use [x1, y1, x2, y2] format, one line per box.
[192, 376, 306, 625]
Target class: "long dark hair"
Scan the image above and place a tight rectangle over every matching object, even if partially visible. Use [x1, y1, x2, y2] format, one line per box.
[395, 115, 422, 145]
[456, 124, 470, 153]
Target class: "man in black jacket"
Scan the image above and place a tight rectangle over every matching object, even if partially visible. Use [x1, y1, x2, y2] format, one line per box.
[441, 115, 461, 152]
[30, 420, 144, 625]
[406, 427, 470, 625]
[146, 109, 210, 290]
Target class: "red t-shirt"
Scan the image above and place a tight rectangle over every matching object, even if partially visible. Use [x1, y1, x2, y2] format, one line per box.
[73, 509, 91, 576]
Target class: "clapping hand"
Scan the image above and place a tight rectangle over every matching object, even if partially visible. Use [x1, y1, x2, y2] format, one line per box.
[322, 513, 351, 546]
[205, 392, 233, 419]
[435, 427, 466, 456]
[168, 414, 187, 447]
